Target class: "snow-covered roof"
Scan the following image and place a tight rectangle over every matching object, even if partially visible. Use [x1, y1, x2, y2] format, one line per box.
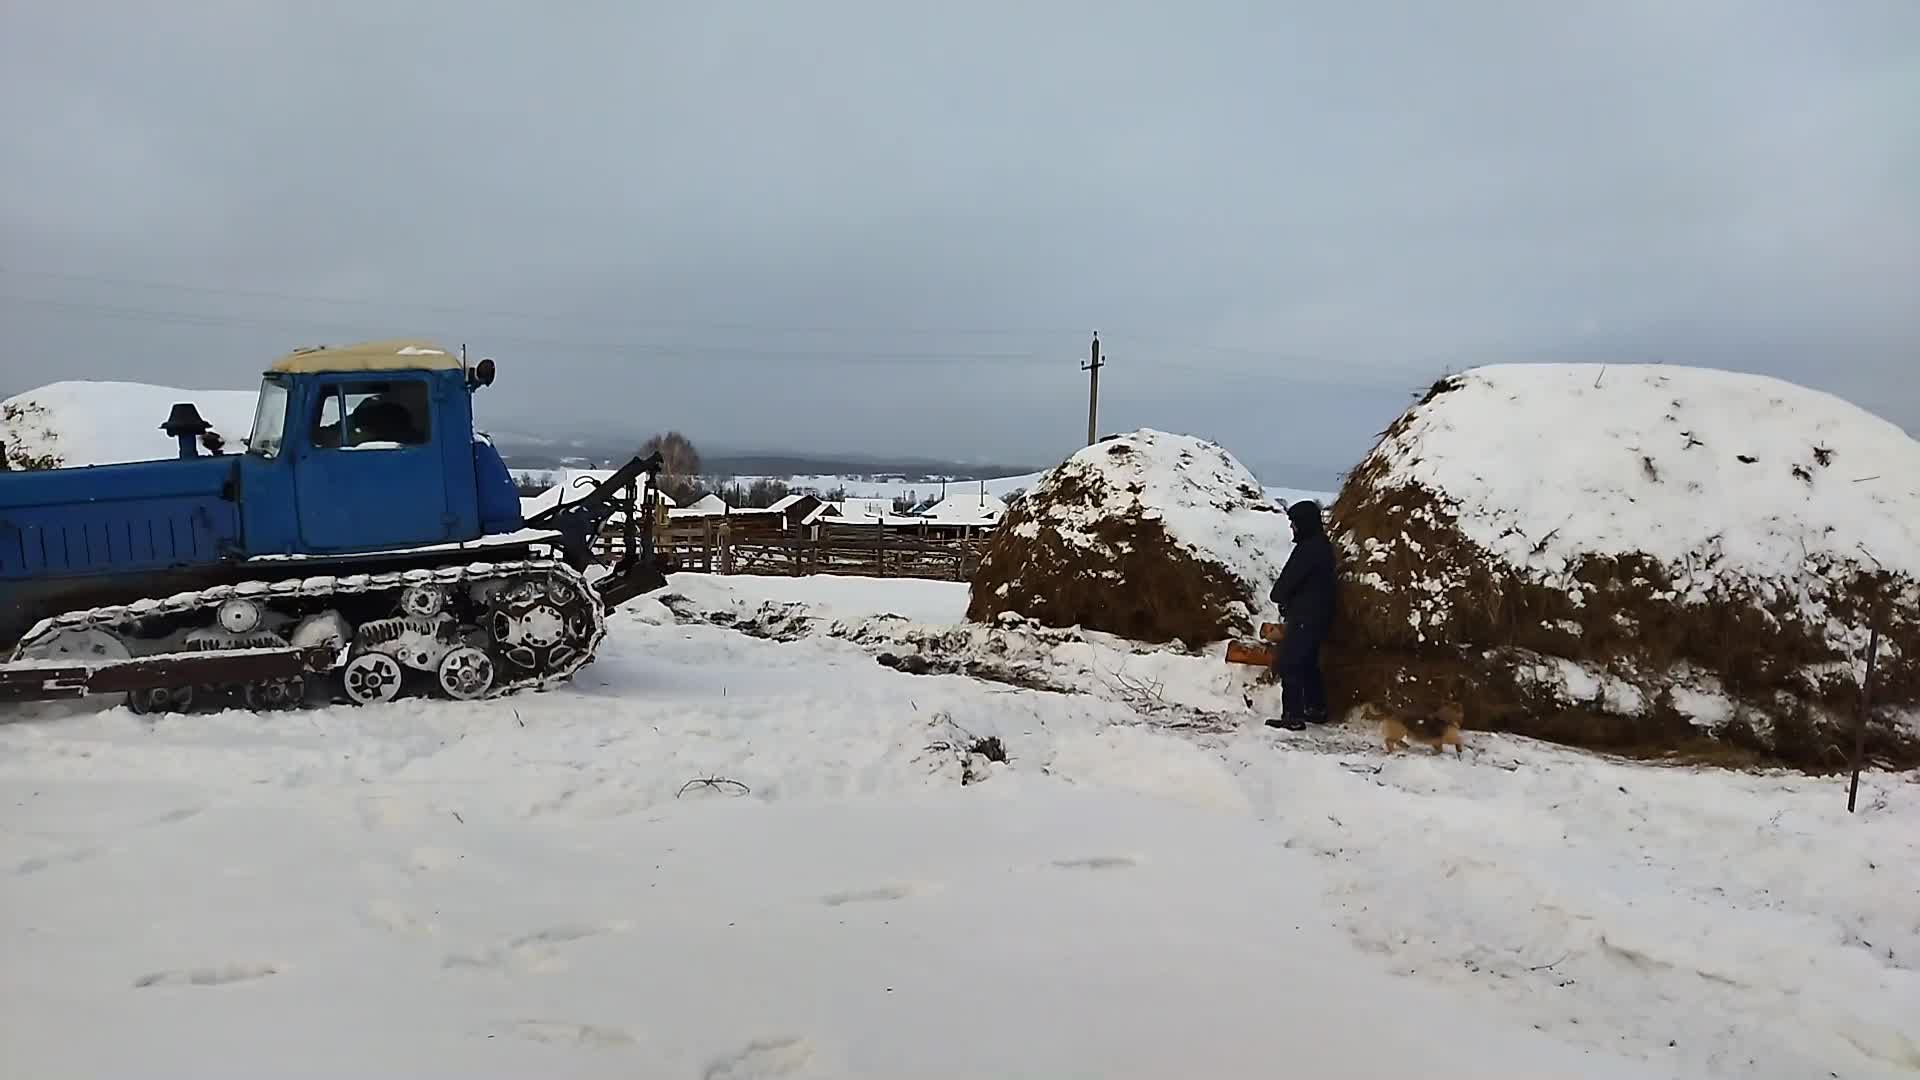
[835, 497, 893, 519]
[268, 339, 461, 374]
[921, 492, 1007, 524]
[687, 494, 728, 513]
[829, 510, 928, 527]
[767, 493, 808, 513]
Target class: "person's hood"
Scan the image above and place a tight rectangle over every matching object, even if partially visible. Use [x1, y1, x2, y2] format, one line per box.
[1286, 500, 1326, 538]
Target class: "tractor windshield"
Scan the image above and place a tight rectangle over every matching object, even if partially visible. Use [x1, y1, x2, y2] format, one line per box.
[248, 378, 290, 458]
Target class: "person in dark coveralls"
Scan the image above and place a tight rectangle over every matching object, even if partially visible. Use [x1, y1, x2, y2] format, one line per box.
[1267, 500, 1336, 729]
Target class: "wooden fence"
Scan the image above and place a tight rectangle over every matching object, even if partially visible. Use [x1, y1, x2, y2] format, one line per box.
[600, 519, 989, 581]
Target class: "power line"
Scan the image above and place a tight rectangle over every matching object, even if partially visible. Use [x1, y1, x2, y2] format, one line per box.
[0, 266, 1089, 339]
[0, 287, 1429, 391]
[0, 265, 1399, 371]
[0, 295, 1063, 364]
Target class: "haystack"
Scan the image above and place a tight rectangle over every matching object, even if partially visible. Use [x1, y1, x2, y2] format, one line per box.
[967, 430, 1295, 648]
[1328, 363, 1920, 768]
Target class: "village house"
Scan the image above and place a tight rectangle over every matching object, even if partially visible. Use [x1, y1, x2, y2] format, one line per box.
[917, 490, 1006, 538]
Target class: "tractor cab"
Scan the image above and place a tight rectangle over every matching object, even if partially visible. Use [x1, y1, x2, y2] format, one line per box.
[235, 340, 522, 556]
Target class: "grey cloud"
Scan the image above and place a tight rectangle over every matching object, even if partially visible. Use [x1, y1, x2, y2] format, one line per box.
[3, 1, 1914, 482]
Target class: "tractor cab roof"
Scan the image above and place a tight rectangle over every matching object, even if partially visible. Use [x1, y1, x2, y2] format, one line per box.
[268, 339, 461, 376]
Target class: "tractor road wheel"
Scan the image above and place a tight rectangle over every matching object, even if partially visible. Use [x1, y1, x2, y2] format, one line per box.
[437, 647, 496, 701]
[343, 653, 404, 706]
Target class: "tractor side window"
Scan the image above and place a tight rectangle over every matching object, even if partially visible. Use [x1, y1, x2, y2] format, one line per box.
[310, 380, 431, 450]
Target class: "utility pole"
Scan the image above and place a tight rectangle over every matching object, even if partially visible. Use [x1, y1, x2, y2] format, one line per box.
[1081, 331, 1104, 446]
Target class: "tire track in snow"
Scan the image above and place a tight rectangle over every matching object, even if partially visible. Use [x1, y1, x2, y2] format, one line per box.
[703, 1035, 818, 1079]
[1051, 854, 1140, 870]
[13, 846, 100, 876]
[442, 920, 634, 973]
[819, 882, 934, 906]
[503, 1019, 638, 1048]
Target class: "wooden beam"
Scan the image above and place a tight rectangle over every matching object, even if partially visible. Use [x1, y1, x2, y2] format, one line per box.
[1224, 640, 1277, 667]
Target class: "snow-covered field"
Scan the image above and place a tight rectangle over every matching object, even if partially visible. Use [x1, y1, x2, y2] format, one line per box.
[5, 573, 1916, 1079]
[741, 472, 1334, 512]
[516, 468, 1332, 511]
[739, 472, 1045, 502]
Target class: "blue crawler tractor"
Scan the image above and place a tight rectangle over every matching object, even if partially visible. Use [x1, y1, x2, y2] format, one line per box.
[0, 339, 671, 713]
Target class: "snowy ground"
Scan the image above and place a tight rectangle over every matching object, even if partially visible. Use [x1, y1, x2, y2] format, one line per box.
[737, 472, 1335, 513]
[4, 574, 1917, 1079]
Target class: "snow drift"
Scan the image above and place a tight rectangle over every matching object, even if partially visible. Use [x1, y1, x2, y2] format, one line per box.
[1329, 363, 1920, 767]
[1, 380, 259, 468]
[967, 430, 1297, 648]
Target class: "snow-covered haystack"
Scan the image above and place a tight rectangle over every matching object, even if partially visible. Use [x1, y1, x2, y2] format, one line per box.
[967, 429, 1296, 648]
[1330, 363, 1920, 768]
[1, 381, 258, 469]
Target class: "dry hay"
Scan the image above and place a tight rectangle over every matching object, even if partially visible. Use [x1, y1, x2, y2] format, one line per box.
[1326, 372, 1920, 771]
[967, 430, 1291, 649]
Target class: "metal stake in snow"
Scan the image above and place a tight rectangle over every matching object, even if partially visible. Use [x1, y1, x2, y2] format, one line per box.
[1847, 622, 1881, 814]
[1082, 332, 1104, 446]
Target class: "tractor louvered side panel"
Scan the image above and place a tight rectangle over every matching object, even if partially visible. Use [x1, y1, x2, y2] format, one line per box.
[0, 498, 239, 578]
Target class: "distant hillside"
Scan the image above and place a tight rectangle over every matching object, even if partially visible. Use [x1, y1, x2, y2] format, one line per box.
[491, 437, 1039, 484]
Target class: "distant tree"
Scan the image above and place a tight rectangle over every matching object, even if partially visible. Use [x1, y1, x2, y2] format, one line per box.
[514, 472, 550, 497]
[821, 485, 849, 503]
[1002, 486, 1027, 508]
[640, 431, 703, 502]
[892, 492, 918, 514]
[740, 478, 791, 508]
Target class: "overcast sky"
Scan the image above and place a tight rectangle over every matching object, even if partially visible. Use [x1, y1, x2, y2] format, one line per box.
[2, 2, 1914, 485]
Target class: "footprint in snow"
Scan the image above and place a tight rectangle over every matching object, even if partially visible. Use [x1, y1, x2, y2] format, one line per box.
[819, 883, 931, 906]
[14, 847, 100, 876]
[144, 806, 204, 828]
[407, 846, 465, 873]
[503, 1020, 637, 1048]
[703, 1035, 817, 1079]
[443, 920, 632, 972]
[355, 795, 437, 830]
[359, 898, 439, 938]
[134, 963, 279, 989]
[1051, 855, 1141, 871]
[509, 922, 632, 948]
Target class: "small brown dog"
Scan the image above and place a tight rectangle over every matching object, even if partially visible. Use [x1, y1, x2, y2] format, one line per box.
[1361, 701, 1467, 755]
